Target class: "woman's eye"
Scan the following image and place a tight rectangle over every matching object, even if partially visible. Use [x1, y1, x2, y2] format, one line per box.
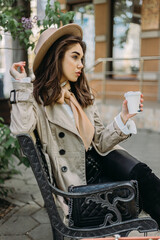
[73, 55, 78, 59]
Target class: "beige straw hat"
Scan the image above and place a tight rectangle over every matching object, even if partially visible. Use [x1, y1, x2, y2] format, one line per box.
[33, 23, 83, 73]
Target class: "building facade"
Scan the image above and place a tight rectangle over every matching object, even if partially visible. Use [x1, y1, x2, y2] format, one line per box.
[58, 0, 160, 101]
[1, 0, 160, 102]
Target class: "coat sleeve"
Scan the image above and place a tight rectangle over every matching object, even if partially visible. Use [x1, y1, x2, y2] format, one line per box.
[10, 82, 37, 135]
[91, 102, 130, 155]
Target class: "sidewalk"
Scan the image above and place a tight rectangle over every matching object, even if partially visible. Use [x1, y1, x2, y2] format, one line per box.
[0, 112, 160, 239]
[0, 162, 53, 240]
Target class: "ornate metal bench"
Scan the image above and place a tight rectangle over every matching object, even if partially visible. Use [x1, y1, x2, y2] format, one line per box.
[17, 133, 158, 240]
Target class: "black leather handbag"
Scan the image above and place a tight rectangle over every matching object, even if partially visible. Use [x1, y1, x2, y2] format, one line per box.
[68, 180, 139, 228]
[85, 147, 103, 184]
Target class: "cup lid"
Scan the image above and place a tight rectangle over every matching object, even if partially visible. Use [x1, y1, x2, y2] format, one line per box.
[124, 91, 141, 97]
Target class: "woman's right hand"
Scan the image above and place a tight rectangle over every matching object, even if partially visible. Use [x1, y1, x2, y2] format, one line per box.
[10, 61, 27, 80]
[120, 94, 144, 124]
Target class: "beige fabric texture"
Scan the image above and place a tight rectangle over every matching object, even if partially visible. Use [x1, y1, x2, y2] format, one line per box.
[10, 82, 129, 219]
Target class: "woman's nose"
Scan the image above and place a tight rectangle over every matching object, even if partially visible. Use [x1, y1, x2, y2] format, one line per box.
[78, 61, 83, 69]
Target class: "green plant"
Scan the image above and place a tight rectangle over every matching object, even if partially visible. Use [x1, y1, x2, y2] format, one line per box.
[0, 0, 75, 50]
[0, 0, 34, 49]
[39, 0, 74, 31]
[0, 117, 29, 196]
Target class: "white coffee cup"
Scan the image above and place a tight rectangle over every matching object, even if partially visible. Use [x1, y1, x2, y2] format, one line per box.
[124, 91, 141, 114]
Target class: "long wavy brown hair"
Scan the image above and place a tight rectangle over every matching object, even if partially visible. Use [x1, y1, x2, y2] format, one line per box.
[33, 35, 94, 108]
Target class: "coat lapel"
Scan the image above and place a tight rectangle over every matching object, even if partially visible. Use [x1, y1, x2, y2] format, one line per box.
[44, 103, 81, 137]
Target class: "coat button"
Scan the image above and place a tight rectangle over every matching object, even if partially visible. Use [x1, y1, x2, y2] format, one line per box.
[59, 132, 65, 138]
[59, 149, 65, 155]
[61, 166, 67, 172]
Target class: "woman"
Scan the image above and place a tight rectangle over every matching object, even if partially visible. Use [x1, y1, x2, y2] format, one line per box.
[10, 23, 160, 227]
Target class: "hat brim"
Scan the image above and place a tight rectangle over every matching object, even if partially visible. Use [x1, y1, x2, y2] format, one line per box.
[33, 24, 83, 73]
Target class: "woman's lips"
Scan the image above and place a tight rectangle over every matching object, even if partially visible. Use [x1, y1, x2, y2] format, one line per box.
[75, 72, 81, 76]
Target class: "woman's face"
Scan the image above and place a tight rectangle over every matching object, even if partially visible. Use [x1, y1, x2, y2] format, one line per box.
[60, 43, 84, 84]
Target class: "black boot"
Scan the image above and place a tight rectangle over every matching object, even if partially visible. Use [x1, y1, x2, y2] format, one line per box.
[129, 162, 160, 228]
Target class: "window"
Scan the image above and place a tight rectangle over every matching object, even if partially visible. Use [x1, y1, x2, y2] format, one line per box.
[112, 0, 142, 76]
[70, 2, 95, 70]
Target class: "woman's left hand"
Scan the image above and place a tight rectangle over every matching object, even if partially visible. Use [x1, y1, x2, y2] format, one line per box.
[10, 61, 27, 80]
[120, 94, 144, 125]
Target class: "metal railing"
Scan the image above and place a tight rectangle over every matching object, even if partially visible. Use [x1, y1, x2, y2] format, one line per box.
[86, 56, 160, 102]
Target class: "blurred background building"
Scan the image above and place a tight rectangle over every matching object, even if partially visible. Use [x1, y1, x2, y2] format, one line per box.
[1, 0, 160, 124]
[63, 0, 160, 102]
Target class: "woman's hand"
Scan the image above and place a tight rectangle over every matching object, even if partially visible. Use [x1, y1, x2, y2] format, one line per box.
[120, 94, 144, 125]
[10, 61, 27, 80]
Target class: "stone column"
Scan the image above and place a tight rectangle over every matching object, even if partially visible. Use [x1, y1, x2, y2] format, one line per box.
[94, 0, 111, 73]
[3, 33, 13, 98]
[141, 0, 160, 101]
[92, 0, 111, 101]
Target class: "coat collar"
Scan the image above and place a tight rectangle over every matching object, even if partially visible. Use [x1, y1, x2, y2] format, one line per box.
[44, 103, 81, 137]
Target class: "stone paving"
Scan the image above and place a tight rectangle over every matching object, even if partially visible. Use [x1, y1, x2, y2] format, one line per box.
[1, 101, 160, 239]
[0, 162, 53, 240]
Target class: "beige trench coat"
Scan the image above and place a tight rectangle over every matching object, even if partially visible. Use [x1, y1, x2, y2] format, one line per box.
[10, 82, 130, 217]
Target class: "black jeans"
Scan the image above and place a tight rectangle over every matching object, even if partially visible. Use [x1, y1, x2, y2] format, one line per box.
[86, 147, 160, 227]
[86, 147, 140, 184]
